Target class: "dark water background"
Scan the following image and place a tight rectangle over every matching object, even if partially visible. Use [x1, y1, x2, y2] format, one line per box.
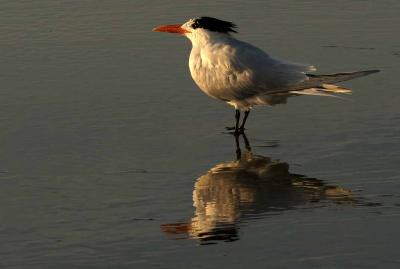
[1, 1, 399, 268]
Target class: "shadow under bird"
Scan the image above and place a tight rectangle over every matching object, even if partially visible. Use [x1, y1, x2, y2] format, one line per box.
[153, 17, 379, 133]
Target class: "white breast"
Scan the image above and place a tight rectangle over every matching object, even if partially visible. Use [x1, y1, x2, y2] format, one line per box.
[189, 37, 260, 102]
[190, 48, 240, 100]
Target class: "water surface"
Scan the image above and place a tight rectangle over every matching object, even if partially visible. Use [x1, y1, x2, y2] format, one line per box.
[1, 1, 400, 268]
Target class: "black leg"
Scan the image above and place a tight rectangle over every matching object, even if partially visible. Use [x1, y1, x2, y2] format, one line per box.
[239, 110, 250, 130]
[234, 109, 240, 133]
[225, 109, 241, 132]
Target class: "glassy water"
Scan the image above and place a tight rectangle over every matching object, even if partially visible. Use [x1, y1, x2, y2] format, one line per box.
[1, 1, 399, 268]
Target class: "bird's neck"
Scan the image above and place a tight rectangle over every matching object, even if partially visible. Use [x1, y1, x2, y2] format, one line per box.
[189, 31, 233, 48]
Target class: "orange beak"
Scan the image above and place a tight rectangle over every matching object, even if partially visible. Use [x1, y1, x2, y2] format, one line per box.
[153, 24, 191, 35]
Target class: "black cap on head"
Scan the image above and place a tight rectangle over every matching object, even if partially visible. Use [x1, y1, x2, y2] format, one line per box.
[191, 17, 237, 33]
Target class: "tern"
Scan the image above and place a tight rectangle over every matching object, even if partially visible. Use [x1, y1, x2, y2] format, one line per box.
[153, 17, 379, 133]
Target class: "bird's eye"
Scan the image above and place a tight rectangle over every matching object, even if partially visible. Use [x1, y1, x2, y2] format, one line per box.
[192, 21, 199, 29]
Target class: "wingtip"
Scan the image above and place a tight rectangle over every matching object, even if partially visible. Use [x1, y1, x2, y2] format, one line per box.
[366, 69, 380, 74]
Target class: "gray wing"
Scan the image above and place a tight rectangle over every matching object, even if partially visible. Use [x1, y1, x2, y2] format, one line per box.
[230, 39, 316, 94]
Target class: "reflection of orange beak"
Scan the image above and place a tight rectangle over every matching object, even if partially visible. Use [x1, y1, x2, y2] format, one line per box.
[161, 222, 191, 234]
[153, 24, 191, 35]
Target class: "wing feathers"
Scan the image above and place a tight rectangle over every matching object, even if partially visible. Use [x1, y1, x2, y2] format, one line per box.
[297, 70, 380, 90]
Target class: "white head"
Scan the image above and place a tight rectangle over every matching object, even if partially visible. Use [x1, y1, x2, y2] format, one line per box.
[153, 17, 237, 43]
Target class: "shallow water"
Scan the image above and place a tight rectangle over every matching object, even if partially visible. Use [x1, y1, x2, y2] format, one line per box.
[1, 0, 400, 268]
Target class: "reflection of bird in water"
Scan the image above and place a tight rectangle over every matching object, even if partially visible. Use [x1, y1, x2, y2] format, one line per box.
[161, 134, 356, 243]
